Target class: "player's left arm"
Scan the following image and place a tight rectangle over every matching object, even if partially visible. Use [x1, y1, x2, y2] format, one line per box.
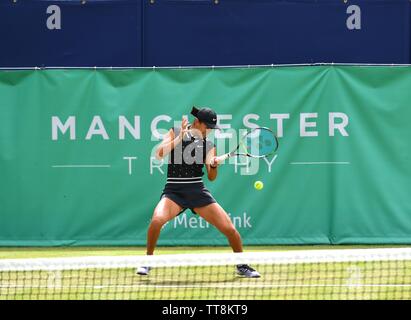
[205, 147, 218, 181]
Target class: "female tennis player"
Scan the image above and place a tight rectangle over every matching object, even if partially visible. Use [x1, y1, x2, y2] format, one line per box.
[137, 106, 260, 278]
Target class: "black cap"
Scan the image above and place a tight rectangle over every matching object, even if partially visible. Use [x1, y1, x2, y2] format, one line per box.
[190, 106, 220, 129]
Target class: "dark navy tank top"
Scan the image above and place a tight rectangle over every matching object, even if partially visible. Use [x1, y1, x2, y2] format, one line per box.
[167, 127, 215, 184]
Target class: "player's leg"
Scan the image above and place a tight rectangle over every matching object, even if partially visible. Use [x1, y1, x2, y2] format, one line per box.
[137, 197, 182, 275]
[193, 202, 243, 252]
[146, 197, 183, 255]
[193, 202, 260, 278]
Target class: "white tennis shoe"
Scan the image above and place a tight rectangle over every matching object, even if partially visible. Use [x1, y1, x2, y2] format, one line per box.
[236, 264, 261, 278]
[136, 266, 151, 275]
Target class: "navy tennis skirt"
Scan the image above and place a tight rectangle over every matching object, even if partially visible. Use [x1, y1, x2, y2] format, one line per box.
[160, 180, 216, 214]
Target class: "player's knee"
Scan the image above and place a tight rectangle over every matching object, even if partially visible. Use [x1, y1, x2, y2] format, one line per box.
[150, 214, 167, 228]
[222, 225, 238, 238]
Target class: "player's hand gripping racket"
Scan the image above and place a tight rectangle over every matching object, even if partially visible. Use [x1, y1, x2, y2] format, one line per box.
[212, 127, 279, 165]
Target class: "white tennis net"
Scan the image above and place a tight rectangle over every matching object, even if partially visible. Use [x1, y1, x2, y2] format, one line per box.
[1, 248, 410, 300]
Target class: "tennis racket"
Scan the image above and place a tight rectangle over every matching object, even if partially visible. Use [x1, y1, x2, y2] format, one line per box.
[213, 127, 279, 163]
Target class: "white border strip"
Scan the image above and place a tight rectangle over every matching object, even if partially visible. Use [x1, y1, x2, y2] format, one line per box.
[1, 63, 411, 71]
[1, 248, 410, 271]
[167, 177, 203, 180]
[290, 162, 350, 165]
[52, 165, 111, 168]
[165, 181, 203, 184]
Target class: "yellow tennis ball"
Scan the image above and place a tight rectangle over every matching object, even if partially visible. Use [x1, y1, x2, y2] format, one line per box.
[254, 181, 264, 190]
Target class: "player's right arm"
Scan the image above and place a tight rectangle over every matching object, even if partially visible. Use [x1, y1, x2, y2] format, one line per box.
[156, 117, 188, 159]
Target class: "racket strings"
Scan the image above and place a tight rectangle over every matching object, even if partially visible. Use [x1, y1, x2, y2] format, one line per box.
[243, 128, 278, 157]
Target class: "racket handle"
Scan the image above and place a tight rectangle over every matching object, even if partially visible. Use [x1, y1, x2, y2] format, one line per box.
[214, 153, 230, 164]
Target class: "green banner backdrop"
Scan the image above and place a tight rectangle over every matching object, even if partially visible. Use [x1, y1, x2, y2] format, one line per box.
[0, 66, 411, 246]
